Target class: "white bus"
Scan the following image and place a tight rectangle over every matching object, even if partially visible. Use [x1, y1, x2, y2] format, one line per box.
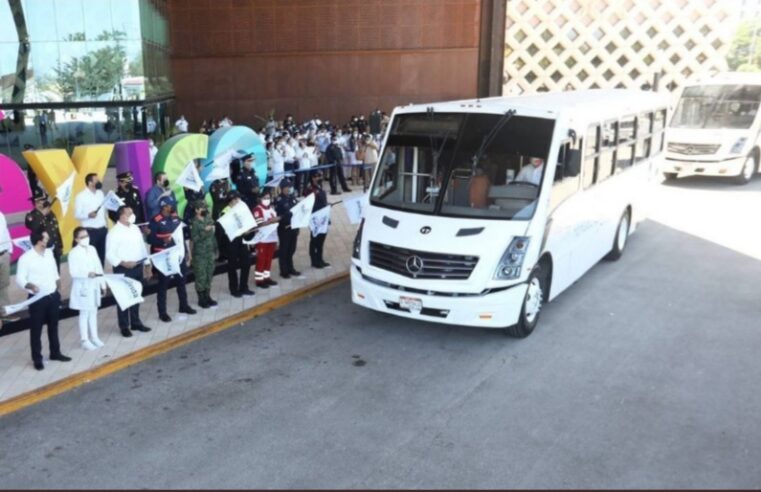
[350, 89, 669, 337]
[665, 72, 761, 184]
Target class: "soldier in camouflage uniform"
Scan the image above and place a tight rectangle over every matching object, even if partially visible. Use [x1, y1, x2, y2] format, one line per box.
[25, 189, 63, 270]
[190, 200, 217, 308]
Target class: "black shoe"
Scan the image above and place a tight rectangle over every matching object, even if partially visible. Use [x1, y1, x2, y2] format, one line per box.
[312, 262, 324, 269]
[34, 361, 44, 371]
[290, 270, 302, 277]
[132, 325, 152, 332]
[50, 354, 72, 362]
[159, 314, 172, 322]
[281, 273, 291, 279]
[179, 305, 197, 315]
[198, 295, 210, 309]
[231, 290, 242, 298]
[241, 289, 256, 296]
[265, 278, 278, 286]
[330, 191, 340, 196]
[320, 261, 332, 268]
[208, 296, 218, 306]
[255, 282, 269, 289]
[343, 188, 352, 193]
[120, 327, 133, 338]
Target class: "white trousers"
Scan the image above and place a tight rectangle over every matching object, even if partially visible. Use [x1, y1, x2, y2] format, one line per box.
[78, 309, 99, 342]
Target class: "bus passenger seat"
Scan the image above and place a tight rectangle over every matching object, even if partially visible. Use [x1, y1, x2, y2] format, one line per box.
[468, 173, 491, 208]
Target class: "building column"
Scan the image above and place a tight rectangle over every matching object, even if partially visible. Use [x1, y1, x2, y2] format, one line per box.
[478, 0, 508, 98]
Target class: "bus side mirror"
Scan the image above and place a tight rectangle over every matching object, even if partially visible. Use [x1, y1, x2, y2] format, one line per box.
[566, 149, 581, 177]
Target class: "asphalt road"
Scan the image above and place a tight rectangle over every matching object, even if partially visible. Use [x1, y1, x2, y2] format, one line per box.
[1, 178, 761, 488]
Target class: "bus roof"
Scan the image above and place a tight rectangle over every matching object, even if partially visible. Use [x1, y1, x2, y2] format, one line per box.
[394, 89, 669, 122]
[684, 71, 761, 87]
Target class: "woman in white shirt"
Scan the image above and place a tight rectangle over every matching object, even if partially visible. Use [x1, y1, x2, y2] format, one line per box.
[270, 141, 286, 178]
[68, 227, 106, 350]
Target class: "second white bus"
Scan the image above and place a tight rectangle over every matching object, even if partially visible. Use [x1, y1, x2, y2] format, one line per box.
[350, 89, 669, 337]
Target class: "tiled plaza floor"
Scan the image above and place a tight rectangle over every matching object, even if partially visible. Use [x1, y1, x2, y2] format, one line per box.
[0, 190, 361, 403]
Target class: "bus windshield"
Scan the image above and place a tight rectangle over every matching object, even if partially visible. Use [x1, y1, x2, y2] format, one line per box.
[370, 112, 555, 220]
[671, 84, 761, 130]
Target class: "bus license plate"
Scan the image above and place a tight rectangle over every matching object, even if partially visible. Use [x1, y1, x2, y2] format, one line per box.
[400, 296, 423, 312]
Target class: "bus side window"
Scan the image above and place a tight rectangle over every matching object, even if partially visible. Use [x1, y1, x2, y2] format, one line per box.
[653, 109, 666, 153]
[551, 140, 582, 210]
[583, 125, 599, 189]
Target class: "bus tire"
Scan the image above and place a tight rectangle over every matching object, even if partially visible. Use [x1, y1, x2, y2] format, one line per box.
[734, 153, 757, 185]
[505, 266, 545, 338]
[605, 210, 630, 261]
[663, 172, 678, 181]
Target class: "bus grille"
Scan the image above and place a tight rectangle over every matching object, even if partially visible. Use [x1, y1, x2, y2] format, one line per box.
[369, 242, 478, 280]
[667, 142, 720, 155]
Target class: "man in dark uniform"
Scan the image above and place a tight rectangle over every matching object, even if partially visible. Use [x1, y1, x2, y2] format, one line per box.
[218, 191, 255, 298]
[109, 171, 146, 224]
[233, 153, 260, 209]
[148, 196, 197, 323]
[274, 178, 302, 279]
[25, 189, 63, 270]
[325, 136, 351, 195]
[210, 177, 231, 261]
[305, 172, 330, 269]
[182, 160, 207, 225]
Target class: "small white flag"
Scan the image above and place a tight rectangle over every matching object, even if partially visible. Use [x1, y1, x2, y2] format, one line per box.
[206, 150, 234, 181]
[171, 224, 186, 261]
[149, 245, 183, 277]
[309, 206, 331, 237]
[177, 160, 204, 192]
[56, 171, 76, 215]
[342, 195, 367, 225]
[12, 236, 33, 252]
[216, 201, 258, 241]
[243, 223, 279, 245]
[104, 274, 144, 311]
[1, 290, 49, 316]
[289, 193, 315, 229]
[264, 174, 294, 188]
[101, 190, 125, 213]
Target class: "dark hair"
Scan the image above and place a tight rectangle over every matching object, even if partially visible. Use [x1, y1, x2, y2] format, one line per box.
[30, 229, 45, 246]
[72, 226, 87, 247]
[154, 171, 165, 183]
[116, 205, 131, 219]
[85, 173, 97, 185]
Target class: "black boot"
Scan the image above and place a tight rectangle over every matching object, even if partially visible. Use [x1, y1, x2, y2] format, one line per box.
[207, 291, 218, 307]
[198, 291, 210, 309]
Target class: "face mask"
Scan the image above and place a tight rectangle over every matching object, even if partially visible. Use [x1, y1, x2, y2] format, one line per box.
[94, 182, 103, 190]
[262, 199, 271, 207]
[287, 188, 295, 196]
[162, 179, 170, 188]
[200, 210, 208, 217]
[128, 214, 136, 224]
[79, 237, 90, 247]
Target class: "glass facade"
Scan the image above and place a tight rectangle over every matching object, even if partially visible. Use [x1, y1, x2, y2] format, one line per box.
[0, 0, 174, 163]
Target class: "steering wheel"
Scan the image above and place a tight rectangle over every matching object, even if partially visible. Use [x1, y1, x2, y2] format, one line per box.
[508, 180, 540, 188]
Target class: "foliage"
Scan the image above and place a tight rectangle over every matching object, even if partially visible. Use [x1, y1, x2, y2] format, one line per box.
[727, 19, 761, 71]
[54, 30, 127, 102]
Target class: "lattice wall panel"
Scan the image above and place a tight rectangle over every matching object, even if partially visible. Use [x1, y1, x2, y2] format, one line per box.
[504, 0, 739, 95]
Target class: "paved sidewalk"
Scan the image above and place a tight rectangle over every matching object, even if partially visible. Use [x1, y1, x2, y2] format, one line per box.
[0, 190, 362, 404]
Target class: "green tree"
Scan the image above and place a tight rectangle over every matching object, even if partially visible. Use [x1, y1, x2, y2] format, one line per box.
[54, 30, 127, 101]
[727, 19, 761, 71]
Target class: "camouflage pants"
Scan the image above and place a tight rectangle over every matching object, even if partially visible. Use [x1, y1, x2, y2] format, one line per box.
[192, 253, 215, 293]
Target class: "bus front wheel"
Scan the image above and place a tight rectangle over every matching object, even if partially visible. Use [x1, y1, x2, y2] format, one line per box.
[734, 153, 757, 185]
[605, 210, 630, 261]
[505, 266, 546, 338]
[663, 172, 678, 181]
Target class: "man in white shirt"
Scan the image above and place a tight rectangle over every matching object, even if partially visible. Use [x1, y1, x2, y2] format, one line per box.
[219, 115, 233, 128]
[106, 205, 153, 338]
[515, 157, 545, 186]
[74, 173, 108, 265]
[15, 230, 71, 370]
[0, 210, 14, 324]
[175, 115, 189, 134]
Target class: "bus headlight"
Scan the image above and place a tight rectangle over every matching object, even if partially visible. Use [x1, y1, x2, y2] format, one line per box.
[352, 219, 365, 260]
[730, 137, 747, 155]
[494, 236, 530, 280]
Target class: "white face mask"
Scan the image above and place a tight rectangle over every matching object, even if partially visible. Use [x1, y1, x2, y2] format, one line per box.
[79, 237, 90, 247]
[262, 199, 271, 207]
[128, 214, 136, 224]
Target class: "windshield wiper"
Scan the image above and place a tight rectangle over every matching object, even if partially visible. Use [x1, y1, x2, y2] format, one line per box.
[472, 109, 516, 169]
[426, 107, 454, 177]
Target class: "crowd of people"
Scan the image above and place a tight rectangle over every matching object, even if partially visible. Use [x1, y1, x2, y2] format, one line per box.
[0, 110, 387, 371]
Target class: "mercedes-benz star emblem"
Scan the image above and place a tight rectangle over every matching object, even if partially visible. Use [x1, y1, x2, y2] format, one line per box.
[420, 226, 432, 234]
[406, 255, 424, 274]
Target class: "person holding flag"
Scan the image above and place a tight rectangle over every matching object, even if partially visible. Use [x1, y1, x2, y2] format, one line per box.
[74, 173, 108, 265]
[68, 226, 106, 350]
[190, 200, 217, 308]
[252, 190, 280, 288]
[218, 191, 255, 298]
[109, 171, 145, 226]
[274, 179, 302, 280]
[306, 171, 331, 269]
[106, 206, 153, 338]
[24, 189, 63, 270]
[181, 160, 207, 224]
[149, 196, 197, 322]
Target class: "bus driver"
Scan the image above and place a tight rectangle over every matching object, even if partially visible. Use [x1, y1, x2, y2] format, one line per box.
[515, 157, 544, 185]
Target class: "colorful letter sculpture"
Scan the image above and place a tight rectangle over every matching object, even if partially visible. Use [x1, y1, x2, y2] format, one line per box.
[204, 126, 268, 188]
[23, 145, 113, 254]
[0, 153, 33, 262]
[114, 140, 153, 219]
[152, 133, 209, 219]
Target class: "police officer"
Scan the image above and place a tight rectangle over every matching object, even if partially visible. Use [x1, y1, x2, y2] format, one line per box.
[109, 171, 146, 225]
[148, 196, 197, 322]
[183, 160, 207, 224]
[305, 171, 330, 269]
[233, 153, 260, 209]
[189, 200, 217, 308]
[219, 191, 255, 298]
[274, 178, 302, 279]
[25, 189, 63, 270]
